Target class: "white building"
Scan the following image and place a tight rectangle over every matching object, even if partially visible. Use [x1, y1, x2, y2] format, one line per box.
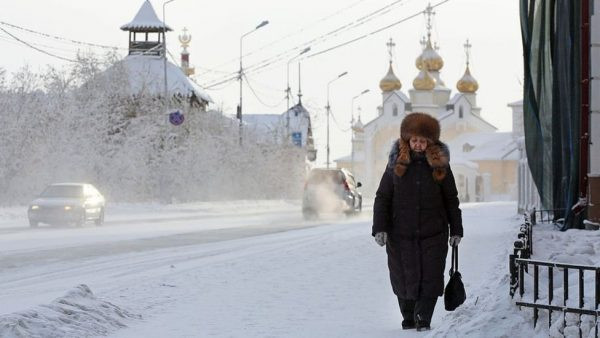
[104, 0, 211, 111]
[335, 9, 518, 202]
[244, 102, 317, 162]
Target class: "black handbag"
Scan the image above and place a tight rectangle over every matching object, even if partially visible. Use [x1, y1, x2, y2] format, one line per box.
[444, 245, 466, 311]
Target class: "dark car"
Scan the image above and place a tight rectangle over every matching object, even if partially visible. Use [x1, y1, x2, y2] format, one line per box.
[302, 168, 362, 219]
[28, 183, 105, 227]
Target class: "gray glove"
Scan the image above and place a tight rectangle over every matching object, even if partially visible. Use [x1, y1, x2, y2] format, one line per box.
[449, 235, 462, 247]
[374, 232, 387, 246]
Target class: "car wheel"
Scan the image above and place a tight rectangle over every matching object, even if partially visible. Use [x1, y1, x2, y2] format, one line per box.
[303, 210, 317, 220]
[76, 211, 86, 227]
[94, 208, 104, 226]
[29, 219, 38, 228]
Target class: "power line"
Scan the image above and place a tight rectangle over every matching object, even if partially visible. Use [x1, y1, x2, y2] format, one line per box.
[0, 32, 84, 54]
[307, 0, 451, 59]
[201, 0, 410, 87]
[226, 0, 420, 80]
[329, 108, 352, 132]
[0, 26, 77, 62]
[197, 0, 370, 77]
[0, 21, 124, 50]
[243, 74, 286, 109]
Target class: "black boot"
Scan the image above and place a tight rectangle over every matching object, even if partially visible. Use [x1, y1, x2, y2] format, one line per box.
[415, 314, 431, 331]
[401, 319, 416, 330]
[414, 297, 437, 331]
[397, 297, 416, 330]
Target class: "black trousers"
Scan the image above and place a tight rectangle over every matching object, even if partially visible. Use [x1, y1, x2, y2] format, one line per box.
[397, 297, 437, 323]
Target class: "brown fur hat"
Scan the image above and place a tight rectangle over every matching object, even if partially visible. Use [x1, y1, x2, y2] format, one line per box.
[400, 112, 440, 142]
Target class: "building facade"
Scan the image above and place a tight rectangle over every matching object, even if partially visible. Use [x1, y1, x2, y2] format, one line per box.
[336, 19, 518, 202]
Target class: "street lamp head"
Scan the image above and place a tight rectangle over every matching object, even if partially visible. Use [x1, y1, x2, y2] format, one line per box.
[256, 20, 269, 29]
[301, 46, 311, 55]
[338, 71, 348, 78]
[361, 89, 370, 95]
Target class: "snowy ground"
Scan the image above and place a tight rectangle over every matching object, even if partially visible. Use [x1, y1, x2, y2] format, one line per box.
[1, 200, 598, 337]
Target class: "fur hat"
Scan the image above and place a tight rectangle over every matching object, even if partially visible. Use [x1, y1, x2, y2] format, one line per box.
[387, 113, 449, 181]
[400, 112, 440, 142]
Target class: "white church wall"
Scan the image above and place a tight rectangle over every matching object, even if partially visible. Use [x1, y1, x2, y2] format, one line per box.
[382, 92, 408, 118]
[452, 164, 478, 202]
[508, 101, 524, 138]
[433, 88, 452, 107]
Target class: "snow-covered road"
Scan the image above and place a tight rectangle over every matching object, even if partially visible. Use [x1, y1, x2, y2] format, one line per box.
[1, 201, 531, 337]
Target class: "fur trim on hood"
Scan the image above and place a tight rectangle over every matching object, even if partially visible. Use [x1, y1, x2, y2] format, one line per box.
[386, 138, 450, 182]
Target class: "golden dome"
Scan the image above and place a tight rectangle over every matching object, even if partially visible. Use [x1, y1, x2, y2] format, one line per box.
[418, 39, 444, 72]
[379, 62, 402, 92]
[413, 69, 435, 90]
[415, 55, 424, 70]
[456, 66, 479, 93]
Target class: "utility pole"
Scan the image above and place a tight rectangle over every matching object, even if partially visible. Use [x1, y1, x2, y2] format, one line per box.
[238, 20, 269, 146]
[325, 71, 348, 168]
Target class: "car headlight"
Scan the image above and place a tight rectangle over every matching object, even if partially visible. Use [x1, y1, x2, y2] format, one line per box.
[64, 206, 72, 211]
[30, 205, 39, 210]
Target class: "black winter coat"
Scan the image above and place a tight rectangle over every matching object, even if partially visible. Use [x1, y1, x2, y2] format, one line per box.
[372, 141, 462, 300]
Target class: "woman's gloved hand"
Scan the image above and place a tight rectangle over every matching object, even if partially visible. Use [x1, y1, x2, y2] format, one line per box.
[374, 232, 388, 246]
[449, 235, 462, 247]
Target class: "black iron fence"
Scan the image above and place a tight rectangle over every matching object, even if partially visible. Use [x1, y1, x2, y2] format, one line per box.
[509, 213, 533, 297]
[509, 209, 600, 337]
[530, 207, 567, 225]
[514, 258, 600, 337]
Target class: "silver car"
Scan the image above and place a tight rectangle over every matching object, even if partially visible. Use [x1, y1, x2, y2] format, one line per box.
[302, 168, 362, 219]
[28, 183, 105, 227]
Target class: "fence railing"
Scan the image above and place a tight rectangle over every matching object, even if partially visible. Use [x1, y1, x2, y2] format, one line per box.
[514, 258, 600, 337]
[509, 213, 532, 297]
[530, 207, 567, 225]
[509, 209, 600, 337]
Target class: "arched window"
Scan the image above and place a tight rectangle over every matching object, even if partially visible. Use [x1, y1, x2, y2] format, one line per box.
[392, 104, 398, 117]
[459, 106, 464, 118]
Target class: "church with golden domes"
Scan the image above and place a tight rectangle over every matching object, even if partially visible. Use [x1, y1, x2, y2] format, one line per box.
[335, 6, 521, 202]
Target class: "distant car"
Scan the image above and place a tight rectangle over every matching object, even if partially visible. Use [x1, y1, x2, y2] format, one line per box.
[302, 168, 362, 219]
[28, 183, 105, 227]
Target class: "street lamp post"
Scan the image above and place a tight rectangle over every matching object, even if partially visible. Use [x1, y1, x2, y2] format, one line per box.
[286, 46, 311, 140]
[325, 71, 348, 169]
[351, 89, 370, 173]
[162, 0, 176, 113]
[238, 20, 269, 146]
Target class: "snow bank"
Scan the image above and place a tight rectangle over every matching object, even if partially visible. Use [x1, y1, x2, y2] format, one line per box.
[0, 284, 140, 338]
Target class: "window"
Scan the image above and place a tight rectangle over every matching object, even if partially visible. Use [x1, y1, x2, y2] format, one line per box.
[392, 104, 398, 116]
[459, 106, 464, 118]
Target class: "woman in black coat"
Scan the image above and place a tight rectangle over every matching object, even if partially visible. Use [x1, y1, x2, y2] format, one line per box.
[372, 112, 463, 331]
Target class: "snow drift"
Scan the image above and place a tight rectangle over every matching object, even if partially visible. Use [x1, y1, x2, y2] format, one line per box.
[0, 284, 140, 338]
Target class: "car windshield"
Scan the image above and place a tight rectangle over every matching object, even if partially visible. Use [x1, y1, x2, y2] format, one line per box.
[40, 185, 83, 198]
[307, 170, 344, 185]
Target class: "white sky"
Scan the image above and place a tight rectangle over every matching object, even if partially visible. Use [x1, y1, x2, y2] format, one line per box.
[1, 0, 523, 167]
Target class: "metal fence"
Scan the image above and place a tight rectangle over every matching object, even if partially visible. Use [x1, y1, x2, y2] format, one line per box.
[509, 209, 600, 337]
[529, 207, 567, 225]
[509, 213, 533, 297]
[514, 258, 600, 337]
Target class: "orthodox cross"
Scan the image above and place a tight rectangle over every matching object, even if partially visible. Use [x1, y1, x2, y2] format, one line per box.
[386, 38, 396, 63]
[424, 3, 435, 40]
[419, 36, 427, 50]
[464, 39, 472, 67]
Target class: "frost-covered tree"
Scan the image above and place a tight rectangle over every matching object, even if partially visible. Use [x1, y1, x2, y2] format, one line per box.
[0, 54, 305, 205]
